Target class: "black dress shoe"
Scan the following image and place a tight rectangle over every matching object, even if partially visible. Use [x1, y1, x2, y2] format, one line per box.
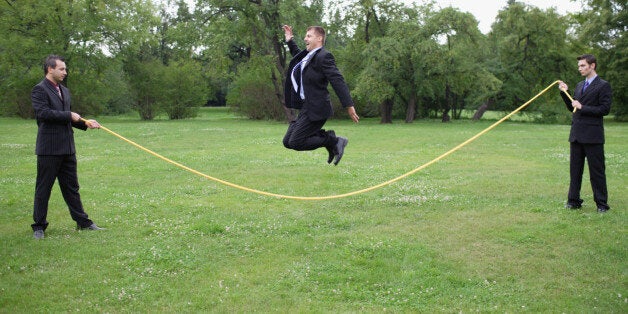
[597, 207, 610, 213]
[333, 137, 348, 166]
[565, 203, 582, 209]
[77, 223, 105, 230]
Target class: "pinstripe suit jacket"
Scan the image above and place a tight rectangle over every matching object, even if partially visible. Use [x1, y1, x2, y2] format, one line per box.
[560, 76, 612, 144]
[32, 79, 87, 155]
[284, 39, 354, 121]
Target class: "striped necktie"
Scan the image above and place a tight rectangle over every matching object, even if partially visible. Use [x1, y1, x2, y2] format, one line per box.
[55, 85, 63, 100]
[291, 59, 304, 95]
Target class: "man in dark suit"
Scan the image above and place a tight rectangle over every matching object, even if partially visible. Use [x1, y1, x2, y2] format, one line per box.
[558, 54, 612, 213]
[282, 25, 359, 165]
[31, 55, 104, 239]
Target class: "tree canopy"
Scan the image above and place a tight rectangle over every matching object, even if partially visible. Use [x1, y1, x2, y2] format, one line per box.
[0, 0, 625, 121]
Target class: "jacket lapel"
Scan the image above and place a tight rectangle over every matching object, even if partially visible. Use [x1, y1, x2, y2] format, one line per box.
[578, 77, 600, 102]
[59, 85, 70, 110]
[583, 77, 599, 95]
[43, 80, 66, 110]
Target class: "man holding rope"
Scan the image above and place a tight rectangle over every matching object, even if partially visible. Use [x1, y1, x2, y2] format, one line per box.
[558, 54, 612, 213]
[31, 55, 104, 239]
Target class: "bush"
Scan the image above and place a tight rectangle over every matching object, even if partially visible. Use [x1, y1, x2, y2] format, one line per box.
[160, 60, 206, 120]
[227, 57, 285, 120]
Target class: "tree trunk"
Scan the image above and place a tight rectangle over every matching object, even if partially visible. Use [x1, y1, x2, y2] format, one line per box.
[442, 83, 451, 122]
[380, 99, 393, 124]
[405, 94, 416, 123]
[472, 99, 494, 120]
[442, 109, 451, 122]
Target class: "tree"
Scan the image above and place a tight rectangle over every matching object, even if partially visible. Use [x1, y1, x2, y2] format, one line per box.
[353, 33, 407, 123]
[194, 0, 322, 121]
[353, 5, 497, 123]
[0, 0, 159, 118]
[489, 1, 574, 122]
[339, 1, 424, 123]
[420, 7, 497, 122]
[573, 0, 627, 121]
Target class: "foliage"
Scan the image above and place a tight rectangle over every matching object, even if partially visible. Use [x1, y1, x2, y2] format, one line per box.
[0, 0, 158, 118]
[195, 0, 323, 120]
[573, 0, 627, 121]
[489, 1, 574, 121]
[226, 56, 286, 120]
[352, 5, 499, 123]
[123, 58, 162, 120]
[0, 0, 625, 123]
[158, 60, 206, 119]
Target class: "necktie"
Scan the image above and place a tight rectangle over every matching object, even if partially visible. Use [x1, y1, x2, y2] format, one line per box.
[291, 55, 310, 100]
[55, 85, 63, 100]
[291, 59, 303, 95]
[582, 80, 590, 93]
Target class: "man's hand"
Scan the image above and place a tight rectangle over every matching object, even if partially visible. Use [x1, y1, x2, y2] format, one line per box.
[71, 112, 81, 122]
[558, 80, 569, 92]
[282, 25, 293, 42]
[347, 106, 359, 123]
[571, 100, 583, 111]
[86, 119, 101, 129]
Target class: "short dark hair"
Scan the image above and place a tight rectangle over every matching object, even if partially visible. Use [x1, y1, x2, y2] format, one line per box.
[307, 26, 326, 44]
[577, 54, 597, 70]
[43, 55, 65, 75]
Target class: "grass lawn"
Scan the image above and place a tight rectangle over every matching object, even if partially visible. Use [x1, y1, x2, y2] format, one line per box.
[1, 107, 626, 312]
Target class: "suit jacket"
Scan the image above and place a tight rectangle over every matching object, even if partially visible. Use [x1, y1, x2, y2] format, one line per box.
[32, 79, 87, 155]
[560, 76, 612, 144]
[284, 39, 353, 121]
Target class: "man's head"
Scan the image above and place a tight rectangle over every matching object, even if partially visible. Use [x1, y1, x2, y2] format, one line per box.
[44, 55, 67, 84]
[577, 54, 597, 78]
[304, 26, 325, 51]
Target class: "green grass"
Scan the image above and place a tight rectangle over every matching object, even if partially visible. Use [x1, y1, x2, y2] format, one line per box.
[1, 107, 626, 312]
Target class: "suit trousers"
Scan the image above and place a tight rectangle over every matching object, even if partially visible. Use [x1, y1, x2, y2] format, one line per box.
[568, 142, 608, 208]
[283, 113, 334, 151]
[32, 154, 92, 231]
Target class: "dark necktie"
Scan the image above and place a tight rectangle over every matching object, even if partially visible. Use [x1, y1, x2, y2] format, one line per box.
[582, 80, 590, 93]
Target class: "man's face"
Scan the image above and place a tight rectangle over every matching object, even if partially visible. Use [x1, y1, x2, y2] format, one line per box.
[577, 59, 594, 77]
[304, 29, 323, 51]
[48, 60, 67, 84]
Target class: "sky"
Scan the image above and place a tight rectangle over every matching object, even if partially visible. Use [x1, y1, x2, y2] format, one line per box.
[409, 0, 583, 33]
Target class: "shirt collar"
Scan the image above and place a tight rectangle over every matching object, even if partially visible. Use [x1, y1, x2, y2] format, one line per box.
[305, 47, 322, 59]
[46, 78, 59, 88]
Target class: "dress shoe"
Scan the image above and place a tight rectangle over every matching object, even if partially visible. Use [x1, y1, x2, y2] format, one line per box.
[333, 137, 348, 166]
[325, 130, 336, 164]
[565, 203, 582, 210]
[33, 230, 44, 240]
[77, 223, 105, 230]
[597, 207, 609, 213]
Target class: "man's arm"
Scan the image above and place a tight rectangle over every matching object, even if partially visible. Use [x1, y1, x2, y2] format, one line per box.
[320, 52, 352, 107]
[320, 52, 359, 122]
